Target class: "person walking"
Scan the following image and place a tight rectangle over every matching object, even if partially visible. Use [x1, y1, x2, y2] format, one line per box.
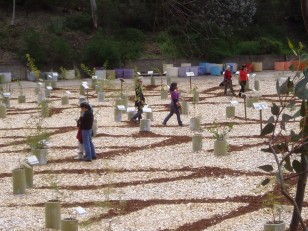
[162, 82, 183, 126]
[80, 102, 96, 161]
[239, 64, 248, 97]
[224, 65, 236, 96]
[131, 77, 145, 123]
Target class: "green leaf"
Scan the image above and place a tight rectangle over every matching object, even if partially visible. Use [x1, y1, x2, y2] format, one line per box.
[301, 53, 308, 62]
[261, 178, 271, 186]
[289, 63, 295, 71]
[286, 100, 296, 109]
[258, 165, 274, 172]
[271, 103, 280, 115]
[284, 156, 293, 172]
[299, 41, 304, 50]
[282, 113, 293, 122]
[267, 116, 275, 123]
[290, 130, 300, 142]
[292, 160, 302, 173]
[261, 123, 275, 136]
[295, 78, 308, 99]
[288, 39, 294, 49]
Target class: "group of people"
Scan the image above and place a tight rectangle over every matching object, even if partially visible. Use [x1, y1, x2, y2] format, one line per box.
[223, 64, 249, 97]
[76, 65, 248, 161]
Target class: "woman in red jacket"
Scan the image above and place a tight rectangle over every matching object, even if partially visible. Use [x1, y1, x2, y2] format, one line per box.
[224, 65, 236, 96]
[239, 64, 248, 97]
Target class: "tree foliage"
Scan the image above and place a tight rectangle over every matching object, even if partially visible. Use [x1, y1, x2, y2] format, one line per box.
[260, 40, 308, 231]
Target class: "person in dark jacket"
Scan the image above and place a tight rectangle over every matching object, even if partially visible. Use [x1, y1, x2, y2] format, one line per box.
[80, 102, 96, 161]
[131, 77, 145, 123]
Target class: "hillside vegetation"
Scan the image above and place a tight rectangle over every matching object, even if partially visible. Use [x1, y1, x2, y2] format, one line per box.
[0, 0, 307, 71]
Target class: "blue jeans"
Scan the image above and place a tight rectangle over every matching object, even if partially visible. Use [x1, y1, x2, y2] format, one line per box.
[163, 104, 182, 126]
[82, 129, 96, 160]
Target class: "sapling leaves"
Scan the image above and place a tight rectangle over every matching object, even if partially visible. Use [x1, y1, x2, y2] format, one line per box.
[261, 178, 271, 186]
[261, 123, 275, 136]
[295, 78, 308, 100]
[292, 160, 302, 173]
[271, 103, 280, 116]
[282, 113, 293, 122]
[284, 156, 293, 172]
[258, 165, 274, 172]
[267, 116, 275, 124]
[290, 130, 300, 142]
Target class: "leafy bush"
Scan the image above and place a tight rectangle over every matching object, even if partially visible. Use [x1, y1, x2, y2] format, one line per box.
[235, 40, 261, 55]
[259, 37, 282, 54]
[156, 32, 182, 58]
[49, 17, 65, 35]
[66, 14, 93, 33]
[83, 34, 121, 68]
[19, 29, 47, 68]
[115, 28, 146, 60]
[48, 36, 72, 66]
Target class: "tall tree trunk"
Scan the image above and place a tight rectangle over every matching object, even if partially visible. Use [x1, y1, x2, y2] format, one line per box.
[11, 0, 15, 25]
[90, 0, 98, 28]
[301, 0, 308, 32]
[289, 154, 308, 231]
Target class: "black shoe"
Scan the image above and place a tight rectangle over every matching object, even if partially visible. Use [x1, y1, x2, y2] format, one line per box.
[179, 124, 184, 127]
[92, 157, 97, 160]
[162, 122, 166, 126]
[84, 158, 92, 162]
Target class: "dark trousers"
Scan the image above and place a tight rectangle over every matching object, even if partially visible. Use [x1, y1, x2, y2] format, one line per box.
[239, 81, 246, 96]
[163, 104, 182, 125]
[224, 79, 235, 95]
[132, 105, 143, 121]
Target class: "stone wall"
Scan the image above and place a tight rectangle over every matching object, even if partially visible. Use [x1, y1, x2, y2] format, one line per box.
[0, 55, 295, 80]
[126, 55, 294, 72]
[0, 63, 27, 80]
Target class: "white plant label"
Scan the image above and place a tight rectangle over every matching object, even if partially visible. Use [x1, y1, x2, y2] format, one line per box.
[117, 105, 126, 111]
[186, 72, 195, 77]
[253, 102, 268, 110]
[27, 156, 39, 165]
[75, 206, 87, 215]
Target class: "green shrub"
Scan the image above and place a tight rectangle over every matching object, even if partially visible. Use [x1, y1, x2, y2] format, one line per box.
[259, 37, 282, 54]
[156, 32, 181, 58]
[66, 14, 93, 33]
[19, 29, 47, 67]
[235, 41, 261, 55]
[115, 28, 146, 60]
[83, 34, 121, 68]
[49, 17, 65, 35]
[49, 36, 72, 66]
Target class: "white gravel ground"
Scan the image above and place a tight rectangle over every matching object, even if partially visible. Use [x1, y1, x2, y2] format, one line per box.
[0, 70, 307, 231]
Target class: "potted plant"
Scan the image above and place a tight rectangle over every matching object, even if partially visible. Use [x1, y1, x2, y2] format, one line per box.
[262, 192, 286, 231]
[12, 159, 27, 195]
[17, 80, 26, 103]
[208, 120, 233, 156]
[190, 86, 200, 131]
[45, 175, 61, 230]
[61, 208, 78, 231]
[25, 117, 50, 165]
